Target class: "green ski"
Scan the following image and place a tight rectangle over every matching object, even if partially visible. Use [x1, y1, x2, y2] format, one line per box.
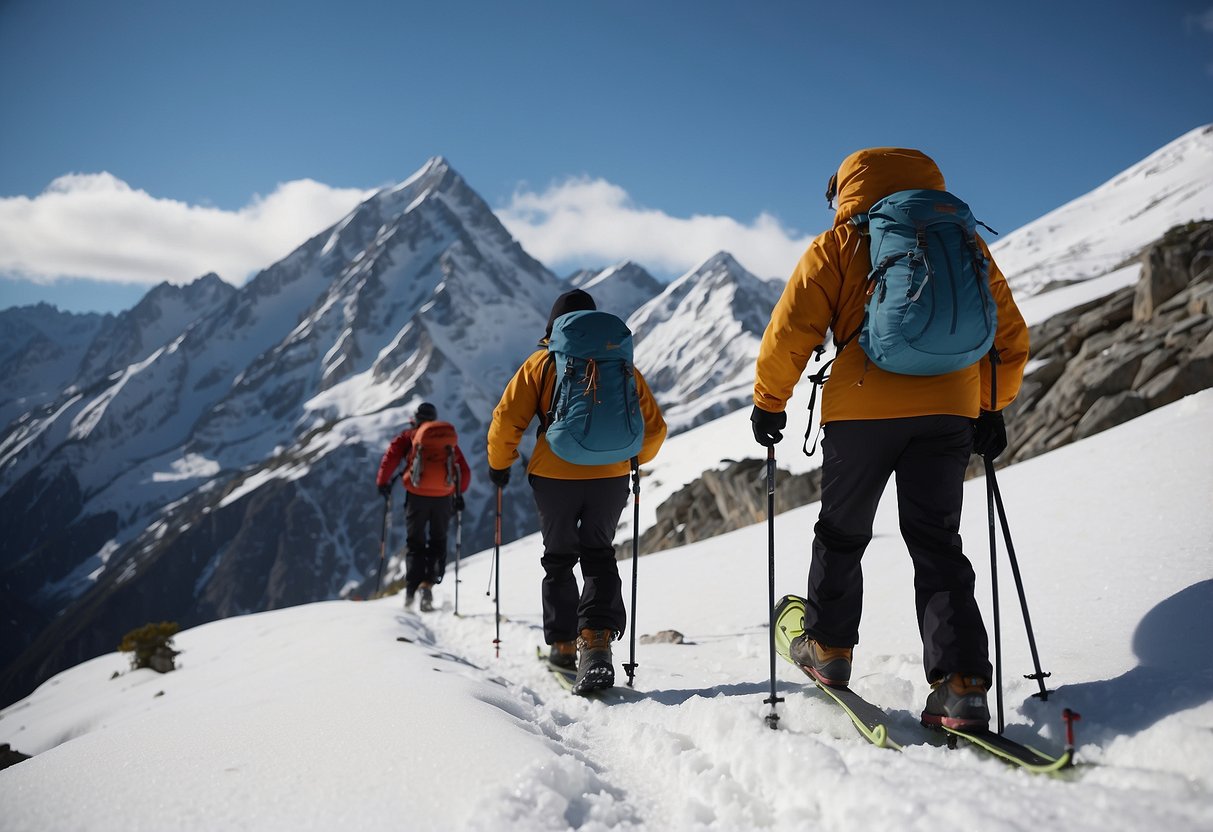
[774, 594, 1074, 774]
[937, 725, 1074, 774]
[774, 594, 903, 749]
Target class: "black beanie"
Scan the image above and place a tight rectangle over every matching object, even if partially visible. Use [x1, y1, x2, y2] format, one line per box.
[414, 402, 437, 423]
[544, 289, 596, 339]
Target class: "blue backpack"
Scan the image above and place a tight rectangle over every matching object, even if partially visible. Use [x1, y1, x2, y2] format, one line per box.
[543, 310, 644, 465]
[849, 189, 997, 376]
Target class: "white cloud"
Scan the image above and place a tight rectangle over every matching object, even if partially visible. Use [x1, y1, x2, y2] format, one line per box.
[0, 173, 373, 286]
[496, 176, 812, 279]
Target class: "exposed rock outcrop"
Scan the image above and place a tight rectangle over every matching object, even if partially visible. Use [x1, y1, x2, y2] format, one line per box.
[999, 220, 1213, 467]
[623, 461, 822, 557]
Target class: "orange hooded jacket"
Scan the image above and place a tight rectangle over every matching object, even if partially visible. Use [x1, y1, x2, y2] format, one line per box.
[754, 148, 1030, 423]
[487, 347, 667, 480]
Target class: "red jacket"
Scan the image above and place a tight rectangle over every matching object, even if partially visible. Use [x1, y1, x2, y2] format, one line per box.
[376, 423, 472, 496]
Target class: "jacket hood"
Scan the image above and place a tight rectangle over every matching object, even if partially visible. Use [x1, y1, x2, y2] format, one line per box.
[829, 148, 946, 225]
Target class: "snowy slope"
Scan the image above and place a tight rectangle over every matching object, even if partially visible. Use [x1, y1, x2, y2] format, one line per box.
[3, 390, 1210, 832]
[993, 123, 1213, 295]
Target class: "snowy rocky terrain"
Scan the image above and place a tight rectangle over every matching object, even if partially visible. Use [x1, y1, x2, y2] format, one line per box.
[991, 124, 1213, 295]
[2, 125, 1211, 724]
[1, 390, 1210, 831]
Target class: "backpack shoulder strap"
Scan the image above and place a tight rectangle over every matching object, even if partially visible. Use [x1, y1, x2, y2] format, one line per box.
[535, 353, 556, 435]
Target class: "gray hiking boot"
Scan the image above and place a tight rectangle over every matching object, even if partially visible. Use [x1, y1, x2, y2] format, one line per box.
[548, 640, 577, 671]
[418, 587, 434, 612]
[789, 634, 852, 687]
[573, 628, 614, 694]
[921, 673, 990, 730]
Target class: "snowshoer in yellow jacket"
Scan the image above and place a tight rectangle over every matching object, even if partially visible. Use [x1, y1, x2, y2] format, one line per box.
[752, 147, 1029, 729]
[487, 288, 667, 693]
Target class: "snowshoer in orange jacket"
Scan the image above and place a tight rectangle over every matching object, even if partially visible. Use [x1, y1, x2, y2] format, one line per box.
[487, 289, 667, 692]
[752, 147, 1029, 729]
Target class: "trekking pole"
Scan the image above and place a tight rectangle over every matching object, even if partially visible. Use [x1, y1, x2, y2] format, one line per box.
[375, 491, 391, 596]
[986, 457, 1005, 733]
[764, 444, 784, 729]
[493, 485, 502, 657]
[623, 458, 641, 687]
[453, 463, 462, 617]
[986, 458, 1051, 701]
[985, 349, 1006, 733]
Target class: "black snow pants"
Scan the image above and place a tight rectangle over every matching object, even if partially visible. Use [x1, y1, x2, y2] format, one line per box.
[404, 492, 454, 590]
[529, 474, 630, 644]
[802, 415, 992, 683]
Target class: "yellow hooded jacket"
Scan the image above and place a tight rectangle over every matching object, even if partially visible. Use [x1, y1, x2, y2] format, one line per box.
[487, 347, 668, 479]
[754, 148, 1030, 423]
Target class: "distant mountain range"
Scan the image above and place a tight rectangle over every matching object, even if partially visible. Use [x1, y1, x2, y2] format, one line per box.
[0, 156, 787, 706]
[2, 125, 1211, 708]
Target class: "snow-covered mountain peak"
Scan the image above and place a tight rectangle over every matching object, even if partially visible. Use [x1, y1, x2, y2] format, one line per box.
[632, 250, 776, 333]
[993, 122, 1213, 296]
[692, 250, 747, 278]
[629, 252, 782, 431]
[568, 260, 662, 321]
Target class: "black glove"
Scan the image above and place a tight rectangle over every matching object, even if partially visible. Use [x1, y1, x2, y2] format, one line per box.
[973, 410, 1008, 460]
[378, 482, 392, 498]
[750, 406, 787, 447]
[453, 493, 465, 511]
[489, 466, 511, 488]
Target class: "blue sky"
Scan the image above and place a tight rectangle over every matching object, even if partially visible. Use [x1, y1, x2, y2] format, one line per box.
[1, 0, 1211, 314]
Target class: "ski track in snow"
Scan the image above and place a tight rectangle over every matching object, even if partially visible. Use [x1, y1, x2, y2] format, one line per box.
[414, 591, 1211, 832]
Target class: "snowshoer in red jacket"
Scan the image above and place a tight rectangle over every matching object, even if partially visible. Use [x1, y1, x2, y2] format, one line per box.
[376, 402, 471, 611]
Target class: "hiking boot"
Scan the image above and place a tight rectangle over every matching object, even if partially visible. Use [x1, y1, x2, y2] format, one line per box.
[573, 628, 614, 694]
[418, 587, 434, 612]
[788, 633, 852, 687]
[921, 673, 990, 730]
[548, 640, 577, 671]
[404, 587, 416, 608]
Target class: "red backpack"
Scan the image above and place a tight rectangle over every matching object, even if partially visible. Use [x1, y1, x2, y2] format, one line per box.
[405, 421, 459, 497]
